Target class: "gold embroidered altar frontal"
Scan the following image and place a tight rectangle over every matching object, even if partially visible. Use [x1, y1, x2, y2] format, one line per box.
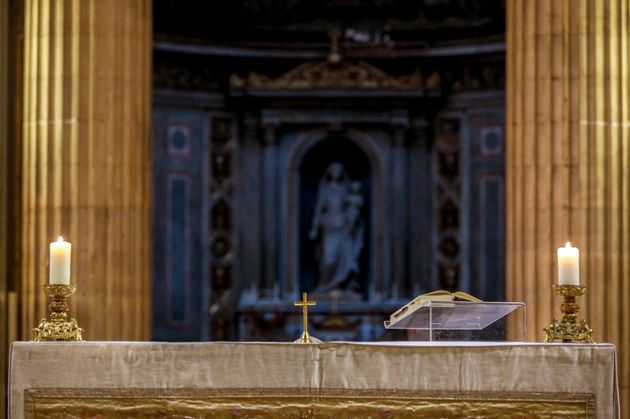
[9, 342, 619, 418]
[24, 388, 595, 418]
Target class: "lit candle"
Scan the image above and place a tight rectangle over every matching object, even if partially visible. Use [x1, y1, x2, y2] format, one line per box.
[557, 242, 579, 285]
[50, 236, 71, 285]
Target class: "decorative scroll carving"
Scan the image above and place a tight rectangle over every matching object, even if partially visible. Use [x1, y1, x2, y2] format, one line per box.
[209, 117, 237, 340]
[452, 63, 505, 91]
[434, 118, 462, 291]
[211, 200, 232, 230]
[153, 62, 220, 91]
[230, 61, 438, 90]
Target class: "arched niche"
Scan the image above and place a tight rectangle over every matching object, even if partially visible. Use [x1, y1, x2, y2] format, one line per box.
[284, 129, 385, 301]
[299, 137, 372, 298]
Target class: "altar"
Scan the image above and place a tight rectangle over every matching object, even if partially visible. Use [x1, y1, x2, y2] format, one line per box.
[9, 341, 619, 418]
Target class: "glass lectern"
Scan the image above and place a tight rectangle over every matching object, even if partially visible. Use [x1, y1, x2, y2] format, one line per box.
[384, 301, 526, 342]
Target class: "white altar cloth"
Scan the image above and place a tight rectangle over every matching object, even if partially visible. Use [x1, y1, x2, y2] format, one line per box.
[9, 341, 619, 418]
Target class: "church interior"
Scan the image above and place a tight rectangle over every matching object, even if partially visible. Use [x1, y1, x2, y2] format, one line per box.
[0, 0, 628, 417]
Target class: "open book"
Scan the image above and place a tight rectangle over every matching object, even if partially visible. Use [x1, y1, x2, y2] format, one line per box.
[389, 290, 482, 324]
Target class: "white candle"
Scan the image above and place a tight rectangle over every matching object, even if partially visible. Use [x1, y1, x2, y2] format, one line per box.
[50, 236, 71, 285]
[557, 242, 579, 285]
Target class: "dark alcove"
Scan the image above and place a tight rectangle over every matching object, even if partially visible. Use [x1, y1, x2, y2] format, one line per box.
[299, 136, 372, 299]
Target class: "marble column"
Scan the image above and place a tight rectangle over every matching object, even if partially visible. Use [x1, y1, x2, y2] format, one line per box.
[507, 0, 630, 410]
[21, 0, 152, 340]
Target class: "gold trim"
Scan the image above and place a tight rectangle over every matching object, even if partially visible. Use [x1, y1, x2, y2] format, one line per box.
[24, 387, 596, 419]
[230, 60, 436, 90]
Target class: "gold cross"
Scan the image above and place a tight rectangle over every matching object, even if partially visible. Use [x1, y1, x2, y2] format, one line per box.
[294, 292, 318, 343]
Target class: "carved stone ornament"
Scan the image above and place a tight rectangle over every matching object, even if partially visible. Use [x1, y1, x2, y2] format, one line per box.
[230, 60, 438, 90]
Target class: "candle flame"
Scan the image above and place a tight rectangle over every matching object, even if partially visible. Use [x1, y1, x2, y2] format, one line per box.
[565, 241, 572, 248]
[57, 236, 64, 242]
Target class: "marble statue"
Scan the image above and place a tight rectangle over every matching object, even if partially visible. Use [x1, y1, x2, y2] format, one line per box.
[309, 162, 364, 293]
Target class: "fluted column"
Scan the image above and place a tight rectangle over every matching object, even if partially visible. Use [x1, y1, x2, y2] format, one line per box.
[21, 0, 152, 340]
[0, 0, 9, 413]
[507, 0, 630, 412]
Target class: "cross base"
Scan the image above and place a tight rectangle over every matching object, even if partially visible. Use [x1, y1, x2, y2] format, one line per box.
[294, 331, 321, 344]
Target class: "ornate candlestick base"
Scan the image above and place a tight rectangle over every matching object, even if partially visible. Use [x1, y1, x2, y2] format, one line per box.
[33, 284, 83, 341]
[544, 284, 593, 343]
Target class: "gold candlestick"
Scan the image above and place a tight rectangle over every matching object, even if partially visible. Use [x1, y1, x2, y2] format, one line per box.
[32, 284, 83, 341]
[294, 292, 321, 344]
[544, 284, 593, 343]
